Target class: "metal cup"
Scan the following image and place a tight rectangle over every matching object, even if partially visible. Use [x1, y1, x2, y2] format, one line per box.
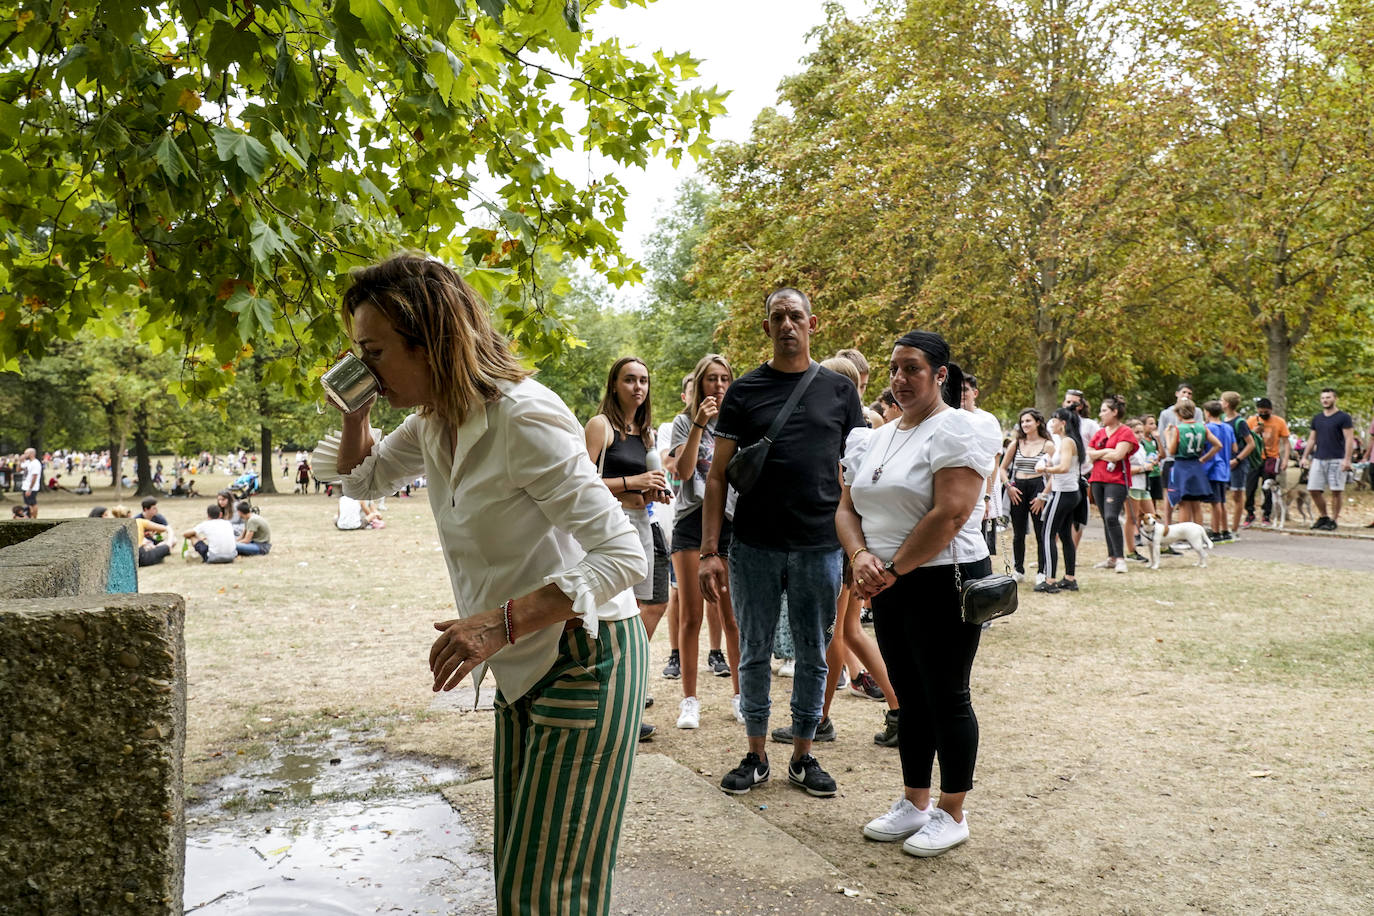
[320, 352, 380, 413]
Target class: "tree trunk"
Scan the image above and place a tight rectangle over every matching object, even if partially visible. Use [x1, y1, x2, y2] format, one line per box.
[1265, 316, 1292, 419]
[258, 425, 278, 494]
[134, 409, 158, 497]
[1033, 332, 1067, 415]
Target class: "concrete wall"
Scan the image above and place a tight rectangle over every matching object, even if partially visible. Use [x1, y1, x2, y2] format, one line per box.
[0, 520, 185, 915]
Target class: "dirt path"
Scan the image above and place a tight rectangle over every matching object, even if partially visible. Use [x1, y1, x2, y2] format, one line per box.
[39, 474, 1373, 914]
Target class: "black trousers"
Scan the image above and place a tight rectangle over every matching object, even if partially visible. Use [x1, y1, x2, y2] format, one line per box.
[872, 559, 988, 793]
[1007, 477, 1045, 575]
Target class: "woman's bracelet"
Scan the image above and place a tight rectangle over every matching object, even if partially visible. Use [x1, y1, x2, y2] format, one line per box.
[699, 551, 724, 561]
[850, 546, 871, 564]
[693, 421, 708, 430]
[501, 599, 516, 645]
[621, 475, 628, 493]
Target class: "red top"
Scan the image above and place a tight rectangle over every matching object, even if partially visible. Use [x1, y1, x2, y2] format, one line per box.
[1088, 424, 1139, 486]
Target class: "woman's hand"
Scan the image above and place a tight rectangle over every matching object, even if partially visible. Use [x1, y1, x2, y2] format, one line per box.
[852, 552, 893, 600]
[694, 395, 720, 427]
[429, 611, 505, 692]
[1029, 495, 1045, 517]
[626, 470, 668, 493]
[1006, 483, 1024, 505]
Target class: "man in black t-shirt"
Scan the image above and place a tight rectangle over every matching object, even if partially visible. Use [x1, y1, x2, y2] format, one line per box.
[1301, 387, 1354, 530]
[699, 288, 864, 799]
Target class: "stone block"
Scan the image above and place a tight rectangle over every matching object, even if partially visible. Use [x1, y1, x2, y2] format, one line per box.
[0, 520, 183, 915]
[0, 519, 138, 599]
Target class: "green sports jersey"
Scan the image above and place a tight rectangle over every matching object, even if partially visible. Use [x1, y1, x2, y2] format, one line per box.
[1176, 422, 1207, 459]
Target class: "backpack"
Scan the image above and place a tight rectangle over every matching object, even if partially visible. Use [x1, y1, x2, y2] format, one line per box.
[1236, 417, 1264, 470]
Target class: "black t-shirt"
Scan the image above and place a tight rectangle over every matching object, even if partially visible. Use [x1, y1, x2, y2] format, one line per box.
[1310, 410, 1352, 460]
[715, 362, 864, 550]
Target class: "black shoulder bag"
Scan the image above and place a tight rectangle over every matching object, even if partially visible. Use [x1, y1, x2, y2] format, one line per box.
[725, 361, 821, 495]
[954, 517, 1018, 626]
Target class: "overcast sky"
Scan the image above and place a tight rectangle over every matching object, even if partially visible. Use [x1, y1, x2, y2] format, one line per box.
[584, 0, 869, 262]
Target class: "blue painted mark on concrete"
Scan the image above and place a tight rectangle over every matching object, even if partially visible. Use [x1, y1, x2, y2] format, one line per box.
[107, 527, 138, 594]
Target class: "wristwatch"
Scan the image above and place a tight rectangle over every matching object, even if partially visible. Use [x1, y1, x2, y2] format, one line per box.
[883, 559, 897, 576]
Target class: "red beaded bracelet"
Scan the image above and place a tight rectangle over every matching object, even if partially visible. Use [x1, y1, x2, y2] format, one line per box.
[501, 599, 516, 645]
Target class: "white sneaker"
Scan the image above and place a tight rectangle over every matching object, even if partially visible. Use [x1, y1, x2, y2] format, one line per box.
[863, 797, 932, 842]
[902, 807, 969, 857]
[778, 659, 795, 677]
[1012, 571, 1024, 583]
[1114, 558, 1128, 574]
[731, 694, 745, 724]
[676, 696, 700, 729]
[1092, 559, 1113, 569]
[836, 666, 849, 690]
[1034, 572, 1046, 586]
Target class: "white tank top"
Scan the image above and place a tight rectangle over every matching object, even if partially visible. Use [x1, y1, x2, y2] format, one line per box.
[1048, 436, 1080, 492]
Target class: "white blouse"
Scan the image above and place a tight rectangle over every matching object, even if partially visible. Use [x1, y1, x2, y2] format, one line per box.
[312, 378, 644, 702]
[842, 408, 996, 568]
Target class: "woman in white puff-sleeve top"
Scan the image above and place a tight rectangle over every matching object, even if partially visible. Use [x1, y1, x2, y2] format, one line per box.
[834, 330, 997, 860]
[313, 254, 648, 916]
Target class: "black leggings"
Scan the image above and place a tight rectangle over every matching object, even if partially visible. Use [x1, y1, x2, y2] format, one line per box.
[1007, 477, 1045, 575]
[1091, 481, 1128, 558]
[872, 559, 988, 793]
[1040, 487, 1080, 580]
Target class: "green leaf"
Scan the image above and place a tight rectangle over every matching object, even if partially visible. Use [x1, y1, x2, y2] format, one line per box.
[249, 219, 285, 268]
[213, 128, 270, 180]
[152, 133, 193, 183]
[352, 0, 395, 41]
[206, 19, 261, 72]
[101, 223, 141, 265]
[476, 0, 507, 19]
[270, 130, 307, 171]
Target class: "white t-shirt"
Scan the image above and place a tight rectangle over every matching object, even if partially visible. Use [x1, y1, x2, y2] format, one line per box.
[842, 408, 996, 568]
[22, 458, 43, 492]
[651, 419, 676, 532]
[964, 407, 1004, 516]
[336, 495, 364, 530]
[193, 518, 237, 561]
[1077, 418, 1100, 475]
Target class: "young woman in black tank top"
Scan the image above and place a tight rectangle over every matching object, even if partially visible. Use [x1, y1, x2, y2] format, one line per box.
[996, 408, 1050, 579]
[585, 357, 670, 739]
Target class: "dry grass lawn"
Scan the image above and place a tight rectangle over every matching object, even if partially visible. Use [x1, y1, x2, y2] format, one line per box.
[29, 464, 1374, 913]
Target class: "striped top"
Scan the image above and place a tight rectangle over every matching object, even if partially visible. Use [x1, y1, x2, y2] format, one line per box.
[1012, 439, 1049, 477]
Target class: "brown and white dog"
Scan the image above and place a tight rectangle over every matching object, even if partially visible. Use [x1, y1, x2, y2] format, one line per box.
[1261, 475, 1312, 530]
[1139, 514, 1213, 568]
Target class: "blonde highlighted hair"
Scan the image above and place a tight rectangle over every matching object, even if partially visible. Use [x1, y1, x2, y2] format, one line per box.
[821, 356, 860, 389]
[341, 253, 530, 429]
[685, 354, 733, 420]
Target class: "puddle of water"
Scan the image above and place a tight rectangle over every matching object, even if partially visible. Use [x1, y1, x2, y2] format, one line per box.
[185, 795, 493, 914]
[192, 729, 464, 816]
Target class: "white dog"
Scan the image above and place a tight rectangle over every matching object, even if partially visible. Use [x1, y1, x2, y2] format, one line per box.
[1139, 514, 1213, 568]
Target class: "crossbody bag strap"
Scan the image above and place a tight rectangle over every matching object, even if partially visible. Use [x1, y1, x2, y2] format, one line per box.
[761, 361, 821, 445]
[596, 415, 614, 477]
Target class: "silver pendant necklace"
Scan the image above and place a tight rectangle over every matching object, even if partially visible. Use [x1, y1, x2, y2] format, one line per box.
[871, 422, 921, 483]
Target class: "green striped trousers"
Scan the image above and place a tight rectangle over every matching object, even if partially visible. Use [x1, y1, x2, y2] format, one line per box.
[492, 617, 648, 916]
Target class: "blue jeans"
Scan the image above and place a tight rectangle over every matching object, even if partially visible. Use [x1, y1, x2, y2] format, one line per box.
[728, 541, 840, 741]
[235, 541, 271, 556]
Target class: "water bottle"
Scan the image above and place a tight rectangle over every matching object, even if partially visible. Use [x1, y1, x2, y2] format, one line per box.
[644, 449, 669, 502]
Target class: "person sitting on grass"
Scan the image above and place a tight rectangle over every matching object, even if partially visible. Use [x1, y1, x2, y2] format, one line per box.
[234, 501, 272, 556]
[112, 505, 175, 566]
[74, 475, 92, 495]
[181, 503, 236, 564]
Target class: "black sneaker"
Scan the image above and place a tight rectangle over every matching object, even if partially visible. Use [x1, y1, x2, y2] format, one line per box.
[787, 754, 838, 797]
[1206, 530, 1221, 541]
[662, 649, 681, 679]
[707, 648, 731, 677]
[849, 671, 885, 701]
[873, 709, 899, 747]
[638, 723, 656, 742]
[1033, 581, 1059, 594]
[1054, 578, 1079, 591]
[771, 717, 836, 744]
[720, 752, 769, 794]
[1126, 552, 1149, 563]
